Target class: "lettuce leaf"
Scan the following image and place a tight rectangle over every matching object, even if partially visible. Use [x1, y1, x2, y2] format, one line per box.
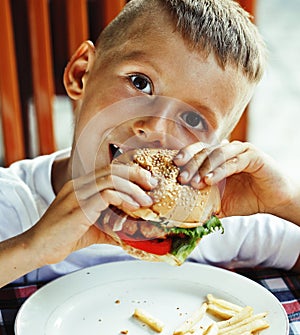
[169, 216, 224, 264]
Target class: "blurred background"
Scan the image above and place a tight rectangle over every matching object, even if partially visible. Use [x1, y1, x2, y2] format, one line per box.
[1, 0, 300, 182]
[249, 0, 300, 182]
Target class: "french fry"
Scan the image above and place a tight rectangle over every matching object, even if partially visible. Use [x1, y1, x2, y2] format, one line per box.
[205, 294, 269, 334]
[217, 307, 268, 334]
[188, 319, 215, 335]
[217, 306, 253, 329]
[207, 303, 237, 319]
[220, 318, 269, 334]
[207, 294, 243, 313]
[186, 327, 206, 335]
[173, 303, 208, 335]
[133, 308, 165, 333]
[132, 294, 269, 335]
[219, 312, 268, 333]
[204, 322, 218, 335]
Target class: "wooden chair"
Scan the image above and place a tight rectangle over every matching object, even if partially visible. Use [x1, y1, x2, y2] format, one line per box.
[0, 0, 126, 166]
[0, 0, 25, 166]
[230, 0, 257, 141]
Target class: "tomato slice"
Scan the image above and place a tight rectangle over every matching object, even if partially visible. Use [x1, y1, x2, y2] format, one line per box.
[117, 232, 172, 255]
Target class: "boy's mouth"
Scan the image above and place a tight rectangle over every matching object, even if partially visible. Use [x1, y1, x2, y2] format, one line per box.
[109, 144, 124, 161]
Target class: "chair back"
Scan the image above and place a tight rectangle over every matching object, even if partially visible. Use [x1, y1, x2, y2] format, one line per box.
[0, 0, 127, 166]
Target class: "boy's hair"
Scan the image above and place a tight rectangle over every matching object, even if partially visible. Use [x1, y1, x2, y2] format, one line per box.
[96, 0, 266, 83]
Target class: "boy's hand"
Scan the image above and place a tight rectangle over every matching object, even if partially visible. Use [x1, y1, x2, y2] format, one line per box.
[174, 141, 295, 218]
[29, 163, 157, 266]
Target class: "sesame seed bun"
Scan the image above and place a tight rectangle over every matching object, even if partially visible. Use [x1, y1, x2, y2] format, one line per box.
[99, 148, 222, 266]
[118, 148, 220, 227]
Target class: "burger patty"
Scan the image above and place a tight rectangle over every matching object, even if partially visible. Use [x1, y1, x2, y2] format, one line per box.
[101, 206, 167, 240]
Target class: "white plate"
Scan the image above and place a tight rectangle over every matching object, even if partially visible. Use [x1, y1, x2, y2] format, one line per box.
[15, 261, 289, 335]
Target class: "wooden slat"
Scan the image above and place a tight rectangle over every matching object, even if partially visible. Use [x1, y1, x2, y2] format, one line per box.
[0, 0, 25, 166]
[238, 0, 256, 20]
[230, 109, 249, 142]
[27, 0, 56, 155]
[102, 0, 127, 26]
[65, 0, 89, 112]
[230, 0, 256, 142]
[66, 0, 89, 56]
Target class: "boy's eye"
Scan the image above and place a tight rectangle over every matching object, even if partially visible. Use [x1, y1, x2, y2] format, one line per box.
[180, 111, 208, 131]
[129, 75, 153, 94]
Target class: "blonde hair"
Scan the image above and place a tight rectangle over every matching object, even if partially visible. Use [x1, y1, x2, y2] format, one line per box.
[96, 0, 266, 83]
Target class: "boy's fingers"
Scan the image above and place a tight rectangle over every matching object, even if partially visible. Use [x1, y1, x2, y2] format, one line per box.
[78, 189, 142, 223]
[197, 141, 246, 176]
[76, 174, 153, 207]
[100, 175, 153, 206]
[100, 189, 142, 211]
[112, 163, 158, 190]
[204, 150, 251, 185]
[177, 146, 216, 184]
[94, 163, 158, 190]
[174, 141, 209, 165]
[60, 163, 157, 225]
[179, 141, 248, 187]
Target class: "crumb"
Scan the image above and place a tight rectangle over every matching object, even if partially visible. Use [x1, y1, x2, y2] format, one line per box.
[120, 330, 128, 334]
[115, 299, 121, 304]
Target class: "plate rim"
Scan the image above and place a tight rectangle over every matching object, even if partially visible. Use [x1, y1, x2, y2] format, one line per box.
[15, 261, 289, 334]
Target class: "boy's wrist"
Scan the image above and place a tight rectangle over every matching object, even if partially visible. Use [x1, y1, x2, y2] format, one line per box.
[270, 187, 300, 226]
[19, 232, 46, 273]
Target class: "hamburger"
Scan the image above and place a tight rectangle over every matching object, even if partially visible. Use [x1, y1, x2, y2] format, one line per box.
[98, 148, 223, 265]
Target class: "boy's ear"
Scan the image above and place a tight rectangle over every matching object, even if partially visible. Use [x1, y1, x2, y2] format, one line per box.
[63, 40, 95, 100]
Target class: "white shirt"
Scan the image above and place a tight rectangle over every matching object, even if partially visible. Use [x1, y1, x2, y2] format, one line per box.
[0, 150, 299, 284]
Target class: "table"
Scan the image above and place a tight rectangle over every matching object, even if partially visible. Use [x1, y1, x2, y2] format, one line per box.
[237, 267, 300, 334]
[1, 267, 300, 335]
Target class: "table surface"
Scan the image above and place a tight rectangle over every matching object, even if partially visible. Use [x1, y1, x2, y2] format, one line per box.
[1, 266, 300, 335]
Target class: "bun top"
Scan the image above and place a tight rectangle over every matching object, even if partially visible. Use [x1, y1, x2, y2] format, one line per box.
[116, 148, 220, 228]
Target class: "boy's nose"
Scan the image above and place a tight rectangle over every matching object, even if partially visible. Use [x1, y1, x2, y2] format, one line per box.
[130, 96, 190, 148]
[133, 117, 170, 147]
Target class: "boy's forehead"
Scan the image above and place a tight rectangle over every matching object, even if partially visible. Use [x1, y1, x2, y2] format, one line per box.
[98, 5, 178, 55]
[99, 14, 204, 66]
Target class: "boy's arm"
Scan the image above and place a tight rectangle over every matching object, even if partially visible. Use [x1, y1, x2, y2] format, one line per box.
[0, 232, 43, 287]
[0, 162, 156, 287]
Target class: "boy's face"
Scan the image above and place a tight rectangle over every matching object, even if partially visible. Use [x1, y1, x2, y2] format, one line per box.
[66, 18, 254, 175]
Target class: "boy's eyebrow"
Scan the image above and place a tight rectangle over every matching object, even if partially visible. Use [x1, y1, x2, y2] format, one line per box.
[119, 50, 163, 75]
[121, 50, 150, 61]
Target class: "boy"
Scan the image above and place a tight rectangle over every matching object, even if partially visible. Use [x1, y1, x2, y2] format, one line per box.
[1, 0, 300, 287]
